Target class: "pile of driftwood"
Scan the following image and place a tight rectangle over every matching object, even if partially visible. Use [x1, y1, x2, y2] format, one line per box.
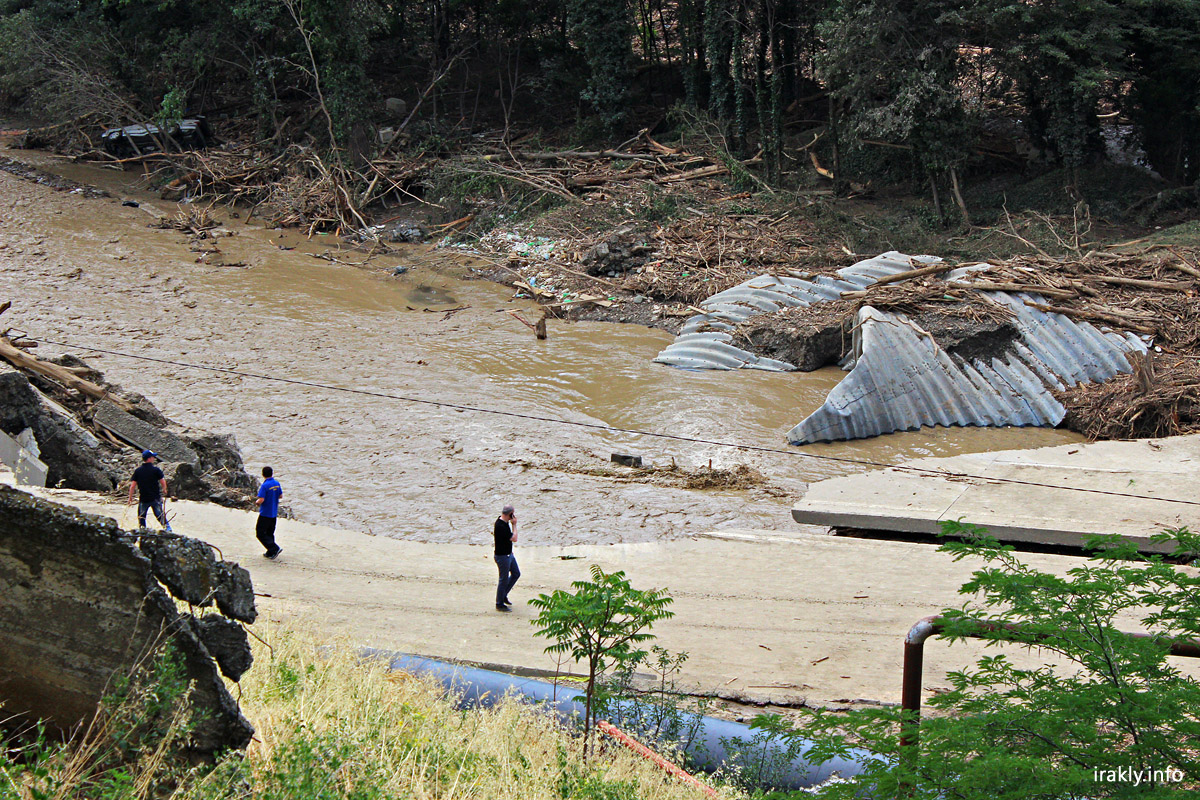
[623, 207, 815, 305]
[76, 127, 760, 240]
[1061, 352, 1200, 440]
[448, 131, 754, 203]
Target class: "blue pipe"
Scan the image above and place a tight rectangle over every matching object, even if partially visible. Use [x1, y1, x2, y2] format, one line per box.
[365, 649, 874, 790]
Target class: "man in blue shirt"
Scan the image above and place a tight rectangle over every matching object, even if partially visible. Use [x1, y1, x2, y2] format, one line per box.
[255, 466, 283, 559]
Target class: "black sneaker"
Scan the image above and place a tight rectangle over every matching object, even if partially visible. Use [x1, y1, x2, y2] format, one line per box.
[502, 599, 513, 607]
[266, 548, 282, 560]
[495, 604, 512, 612]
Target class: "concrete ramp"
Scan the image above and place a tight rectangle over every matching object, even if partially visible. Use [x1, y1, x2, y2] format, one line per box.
[792, 434, 1200, 553]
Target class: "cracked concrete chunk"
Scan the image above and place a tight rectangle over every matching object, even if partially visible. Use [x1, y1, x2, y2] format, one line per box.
[0, 363, 114, 490]
[0, 485, 252, 754]
[139, 533, 217, 606]
[214, 560, 257, 623]
[92, 399, 199, 466]
[194, 615, 253, 681]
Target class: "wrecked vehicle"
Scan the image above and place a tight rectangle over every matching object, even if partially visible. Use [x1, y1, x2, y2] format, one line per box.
[101, 117, 212, 157]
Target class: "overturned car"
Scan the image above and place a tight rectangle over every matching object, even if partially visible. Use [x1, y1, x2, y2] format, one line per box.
[101, 117, 212, 157]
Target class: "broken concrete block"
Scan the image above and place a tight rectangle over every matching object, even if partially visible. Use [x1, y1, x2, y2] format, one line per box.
[214, 560, 257, 623]
[0, 363, 114, 490]
[0, 485, 252, 754]
[93, 399, 199, 466]
[178, 431, 257, 492]
[139, 533, 217, 607]
[194, 615, 253, 681]
[0, 428, 47, 487]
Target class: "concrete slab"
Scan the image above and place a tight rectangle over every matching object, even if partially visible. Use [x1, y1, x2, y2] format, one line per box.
[92, 399, 198, 466]
[793, 434, 1200, 552]
[10, 476, 1198, 712]
[0, 428, 47, 486]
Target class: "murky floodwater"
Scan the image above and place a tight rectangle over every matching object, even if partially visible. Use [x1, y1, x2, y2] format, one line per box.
[0, 149, 1083, 543]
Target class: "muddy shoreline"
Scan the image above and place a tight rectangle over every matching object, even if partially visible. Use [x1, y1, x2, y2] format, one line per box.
[0, 144, 1096, 545]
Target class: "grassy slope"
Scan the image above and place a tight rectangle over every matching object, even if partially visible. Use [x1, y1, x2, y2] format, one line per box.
[2, 621, 735, 800]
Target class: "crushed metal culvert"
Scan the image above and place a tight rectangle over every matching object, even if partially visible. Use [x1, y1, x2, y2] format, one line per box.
[654, 252, 1149, 444]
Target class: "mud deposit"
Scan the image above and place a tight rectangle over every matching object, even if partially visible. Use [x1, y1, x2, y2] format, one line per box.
[0, 150, 1084, 544]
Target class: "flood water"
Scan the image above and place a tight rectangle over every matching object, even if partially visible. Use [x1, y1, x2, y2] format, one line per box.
[0, 150, 1084, 544]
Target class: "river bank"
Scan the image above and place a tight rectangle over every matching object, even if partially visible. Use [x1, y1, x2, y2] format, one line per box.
[0, 144, 1083, 544]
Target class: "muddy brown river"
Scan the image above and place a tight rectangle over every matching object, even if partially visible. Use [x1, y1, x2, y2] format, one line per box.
[0, 149, 1084, 544]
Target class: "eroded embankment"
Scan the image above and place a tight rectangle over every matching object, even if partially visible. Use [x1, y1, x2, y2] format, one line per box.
[0, 483, 254, 754]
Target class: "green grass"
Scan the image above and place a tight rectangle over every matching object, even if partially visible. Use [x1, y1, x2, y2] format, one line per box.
[1, 620, 735, 800]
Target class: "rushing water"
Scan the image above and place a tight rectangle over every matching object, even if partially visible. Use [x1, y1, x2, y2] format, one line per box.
[0, 149, 1084, 544]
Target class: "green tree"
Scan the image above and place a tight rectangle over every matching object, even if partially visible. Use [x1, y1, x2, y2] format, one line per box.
[784, 522, 1200, 798]
[566, 0, 634, 132]
[530, 565, 674, 755]
[818, 0, 972, 214]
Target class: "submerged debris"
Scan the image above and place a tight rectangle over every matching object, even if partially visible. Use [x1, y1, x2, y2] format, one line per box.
[510, 457, 785, 494]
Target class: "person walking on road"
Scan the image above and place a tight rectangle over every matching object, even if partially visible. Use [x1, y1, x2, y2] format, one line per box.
[494, 504, 519, 612]
[128, 450, 172, 532]
[256, 466, 284, 559]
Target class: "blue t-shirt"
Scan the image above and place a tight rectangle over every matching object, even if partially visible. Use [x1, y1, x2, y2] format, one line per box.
[257, 478, 283, 518]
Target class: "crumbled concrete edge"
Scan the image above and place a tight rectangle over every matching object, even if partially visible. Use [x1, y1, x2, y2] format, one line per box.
[0, 484, 254, 754]
[0, 358, 258, 507]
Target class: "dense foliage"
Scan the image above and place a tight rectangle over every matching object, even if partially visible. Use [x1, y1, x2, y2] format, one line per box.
[1, 0, 1199, 189]
[782, 522, 1200, 798]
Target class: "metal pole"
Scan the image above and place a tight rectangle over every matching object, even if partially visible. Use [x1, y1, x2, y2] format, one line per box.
[900, 615, 1200, 754]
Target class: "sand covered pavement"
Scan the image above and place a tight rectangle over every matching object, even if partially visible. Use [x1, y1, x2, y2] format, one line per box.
[15, 482, 1199, 710]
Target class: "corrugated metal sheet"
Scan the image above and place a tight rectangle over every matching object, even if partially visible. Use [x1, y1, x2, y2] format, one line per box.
[786, 299, 1147, 444]
[653, 251, 938, 370]
[652, 252, 1151, 443]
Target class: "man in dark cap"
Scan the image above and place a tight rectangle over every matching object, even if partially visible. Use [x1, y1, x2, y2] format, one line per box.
[127, 450, 172, 532]
[493, 504, 519, 611]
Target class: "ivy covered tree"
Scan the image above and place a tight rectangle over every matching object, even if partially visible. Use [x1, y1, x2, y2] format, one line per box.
[970, 0, 1126, 172]
[566, 0, 634, 132]
[1121, 0, 1200, 184]
[818, 0, 973, 215]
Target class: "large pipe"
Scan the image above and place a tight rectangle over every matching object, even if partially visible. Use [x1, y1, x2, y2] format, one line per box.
[366, 649, 876, 790]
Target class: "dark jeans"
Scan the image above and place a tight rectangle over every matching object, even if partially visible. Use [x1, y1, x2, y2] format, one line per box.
[256, 515, 280, 555]
[138, 498, 170, 530]
[494, 553, 520, 606]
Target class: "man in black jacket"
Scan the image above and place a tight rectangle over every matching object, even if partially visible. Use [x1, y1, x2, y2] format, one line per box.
[493, 504, 519, 612]
[127, 450, 172, 532]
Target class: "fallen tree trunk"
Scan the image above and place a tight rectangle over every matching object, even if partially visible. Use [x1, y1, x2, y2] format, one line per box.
[838, 263, 954, 299]
[946, 280, 1077, 300]
[1023, 300, 1157, 334]
[0, 337, 135, 411]
[657, 164, 729, 183]
[1087, 275, 1194, 291]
